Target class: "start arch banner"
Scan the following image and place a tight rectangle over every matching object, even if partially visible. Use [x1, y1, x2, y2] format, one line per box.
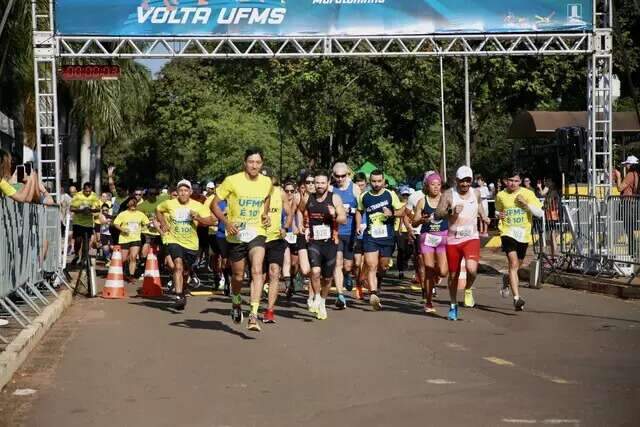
[55, 0, 593, 37]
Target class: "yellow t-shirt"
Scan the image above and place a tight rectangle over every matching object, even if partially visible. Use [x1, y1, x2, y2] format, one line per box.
[95, 200, 112, 225]
[157, 198, 210, 251]
[395, 201, 407, 232]
[266, 187, 284, 242]
[495, 188, 542, 243]
[204, 194, 218, 236]
[216, 172, 272, 244]
[113, 210, 149, 245]
[0, 179, 16, 197]
[71, 192, 101, 227]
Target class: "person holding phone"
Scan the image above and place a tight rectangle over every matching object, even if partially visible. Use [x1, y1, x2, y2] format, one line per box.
[0, 149, 39, 203]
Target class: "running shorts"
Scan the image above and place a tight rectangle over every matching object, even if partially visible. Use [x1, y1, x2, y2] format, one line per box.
[337, 234, 355, 261]
[446, 239, 481, 273]
[228, 235, 267, 263]
[308, 241, 338, 279]
[263, 239, 287, 271]
[362, 238, 395, 258]
[419, 231, 448, 255]
[501, 236, 528, 260]
[167, 243, 198, 267]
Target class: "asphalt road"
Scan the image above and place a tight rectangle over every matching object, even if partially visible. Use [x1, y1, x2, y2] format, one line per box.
[1, 274, 639, 427]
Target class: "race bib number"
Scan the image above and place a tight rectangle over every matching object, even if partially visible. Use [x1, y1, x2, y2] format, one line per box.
[174, 208, 191, 222]
[343, 203, 353, 215]
[508, 227, 526, 242]
[127, 222, 139, 233]
[285, 232, 298, 244]
[238, 227, 257, 243]
[313, 225, 331, 240]
[371, 224, 389, 239]
[425, 233, 442, 247]
[455, 225, 474, 239]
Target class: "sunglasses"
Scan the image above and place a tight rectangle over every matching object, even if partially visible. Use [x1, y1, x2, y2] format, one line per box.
[334, 174, 347, 179]
[306, 180, 315, 184]
[285, 189, 295, 193]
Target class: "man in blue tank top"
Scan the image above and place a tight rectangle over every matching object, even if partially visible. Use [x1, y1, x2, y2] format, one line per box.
[331, 162, 361, 309]
[355, 170, 404, 311]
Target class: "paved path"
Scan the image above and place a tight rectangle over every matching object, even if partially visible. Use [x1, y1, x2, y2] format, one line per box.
[1, 274, 640, 427]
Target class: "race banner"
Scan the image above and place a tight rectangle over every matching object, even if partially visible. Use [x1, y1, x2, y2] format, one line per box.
[55, 1, 593, 37]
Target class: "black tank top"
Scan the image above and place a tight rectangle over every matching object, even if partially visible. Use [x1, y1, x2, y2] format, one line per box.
[307, 191, 335, 241]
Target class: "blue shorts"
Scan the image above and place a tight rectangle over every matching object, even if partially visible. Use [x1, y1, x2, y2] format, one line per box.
[362, 238, 395, 258]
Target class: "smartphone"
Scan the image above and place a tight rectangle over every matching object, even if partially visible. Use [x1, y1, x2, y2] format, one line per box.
[24, 162, 32, 176]
[16, 165, 25, 183]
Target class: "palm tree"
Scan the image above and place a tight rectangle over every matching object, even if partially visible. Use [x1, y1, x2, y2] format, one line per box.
[65, 59, 151, 191]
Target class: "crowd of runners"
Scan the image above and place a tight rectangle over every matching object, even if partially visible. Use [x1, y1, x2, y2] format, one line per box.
[63, 147, 544, 331]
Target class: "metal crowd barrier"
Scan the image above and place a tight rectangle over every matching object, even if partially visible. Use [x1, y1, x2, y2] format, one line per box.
[0, 197, 67, 346]
[606, 195, 640, 269]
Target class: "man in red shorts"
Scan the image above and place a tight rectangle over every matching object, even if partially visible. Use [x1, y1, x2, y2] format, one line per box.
[436, 166, 490, 321]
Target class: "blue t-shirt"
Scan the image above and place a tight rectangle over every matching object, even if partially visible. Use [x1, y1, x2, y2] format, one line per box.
[216, 200, 228, 238]
[333, 181, 357, 236]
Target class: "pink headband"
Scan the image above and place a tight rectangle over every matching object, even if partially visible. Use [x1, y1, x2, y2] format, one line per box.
[425, 172, 442, 185]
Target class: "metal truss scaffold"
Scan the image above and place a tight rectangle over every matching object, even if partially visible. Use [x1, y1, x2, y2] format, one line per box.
[57, 33, 591, 58]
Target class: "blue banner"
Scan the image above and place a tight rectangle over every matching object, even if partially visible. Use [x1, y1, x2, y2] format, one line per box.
[55, 1, 593, 37]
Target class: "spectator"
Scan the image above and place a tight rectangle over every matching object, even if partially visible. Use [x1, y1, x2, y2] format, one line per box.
[0, 148, 39, 203]
[523, 176, 533, 190]
[613, 155, 640, 196]
[475, 174, 490, 237]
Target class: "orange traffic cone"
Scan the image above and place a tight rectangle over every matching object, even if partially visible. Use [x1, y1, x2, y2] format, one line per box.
[103, 246, 126, 299]
[457, 258, 467, 290]
[140, 247, 163, 297]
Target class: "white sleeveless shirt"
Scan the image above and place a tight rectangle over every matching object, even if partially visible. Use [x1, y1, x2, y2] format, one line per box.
[447, 188, 479, 245]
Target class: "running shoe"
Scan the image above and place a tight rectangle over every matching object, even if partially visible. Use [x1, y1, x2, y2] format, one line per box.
[335, 294, 347, 309]
[500, 274, 511, 298]
[247, 313, 261, 331]
[448, 304, 458, 321]
[317, 303, 327, 320]
[432, 286, 437, 297]
[464, 289, 475, 308]
[217, 275, 226, 290]
[514, 297, 525, 311]
[173, 294, 187, 311]
[285, 285, 294, 301]
[309, 298, 319, 314]
[231, 303, 243, 324]
[344, 275, 353, 291]
[189, 276, 201, 289]
[424, 303, 436, 314]
[354, 285, 364, 300]
[370, 293, 382, 311]
[263, 309, 276, 324]
[294, 273, 304, 291]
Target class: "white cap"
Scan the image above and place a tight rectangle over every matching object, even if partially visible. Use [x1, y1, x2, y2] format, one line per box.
[177, 179, 192, 189]
[622, 155, 639, 165]
[206, 181, 215, 189]
[456, 166, 473, 180]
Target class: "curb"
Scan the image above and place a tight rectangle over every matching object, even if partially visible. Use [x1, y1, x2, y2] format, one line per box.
[0, 288, 73, 391]
[542, 272, 640, 299]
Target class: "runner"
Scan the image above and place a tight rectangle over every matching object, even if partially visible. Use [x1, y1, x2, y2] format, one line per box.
[395, 186, 413, 280]
[436, 166, 490, 321]
[138, 188, 163, 260]
[355, 170, 404, 310]
[292, 171, 315, 308]
[70, 182, 101, 265]
[405, 176, 428, 298]
[352, 172, 368, 300]
[157, 180, 215, 310]
[412, 172, 448, 314]
[261, 168, 293, 323]
[113, 196, 149, 282]
[97, 203, 113, 267]
[298, 171, 347, 320]
[331, 162, 361, 309]
[495, 170, 543, 311]
[282, 179, 298, 300]
[211, 148, 272, 332]
[210, 188, 231, 295]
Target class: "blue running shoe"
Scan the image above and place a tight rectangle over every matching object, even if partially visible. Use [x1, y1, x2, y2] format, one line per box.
[344, 275, 353, 292]
[335, 293, 347, 309]
[448, 304, 458, 321]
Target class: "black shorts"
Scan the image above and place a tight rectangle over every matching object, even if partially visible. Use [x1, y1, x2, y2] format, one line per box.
[337, 234, 354, 261]
[143, 233, 162, 247]
[167, 243, 198, 267]
[353, 238, 364, 255]
[412, 233, 421, 255]
[72, 224, 94, 238]
[228, 235, 267, 263]
[119, 241, 141, 250]
[100, 234, 113, 246]
[501, 236, 528, 260]
[94, 224, 101, 233]
[263, 239, 287, 271]
[210, 235, 229, 258]
[308, 241, 338, 279]
[294, 233, 307, 253]
[197, 227, 209, 250]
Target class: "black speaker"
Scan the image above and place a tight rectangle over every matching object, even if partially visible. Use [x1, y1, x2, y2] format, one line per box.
[555, 126, 587, 172]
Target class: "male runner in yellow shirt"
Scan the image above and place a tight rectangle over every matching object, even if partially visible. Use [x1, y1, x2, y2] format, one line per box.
[211, 148, 272, 331]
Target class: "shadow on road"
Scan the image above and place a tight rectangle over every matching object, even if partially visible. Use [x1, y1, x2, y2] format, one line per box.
[526, 310, 640, 324]
[129, 300, 181, 314]
[200, 307, 315, 322]
[169, 319, 256, 340]
[473, 304, 517, 317]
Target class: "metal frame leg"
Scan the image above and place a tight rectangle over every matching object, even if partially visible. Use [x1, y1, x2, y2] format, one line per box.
[1, 298, 30, 327]
[15, 288, 42, 315]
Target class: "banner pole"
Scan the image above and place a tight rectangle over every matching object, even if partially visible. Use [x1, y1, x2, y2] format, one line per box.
[440, 56, 447, 179]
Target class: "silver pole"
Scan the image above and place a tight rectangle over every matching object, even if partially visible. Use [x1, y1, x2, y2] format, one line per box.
[464, 57, 471, 167]
[440, 56, 447, 178]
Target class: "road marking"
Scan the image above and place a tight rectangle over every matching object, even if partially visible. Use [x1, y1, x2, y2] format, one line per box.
[501, 420, 580, 425]
[529, 370, 577, 385]
[446, 342, 469, 351]
[542, 419, 580, 424]
[13, 388, 37, 396]
[484, 356, 515, 366]
[502, 419, 537, 424]
[427, 379, 456, 384]
[189, 291, 213, 296]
